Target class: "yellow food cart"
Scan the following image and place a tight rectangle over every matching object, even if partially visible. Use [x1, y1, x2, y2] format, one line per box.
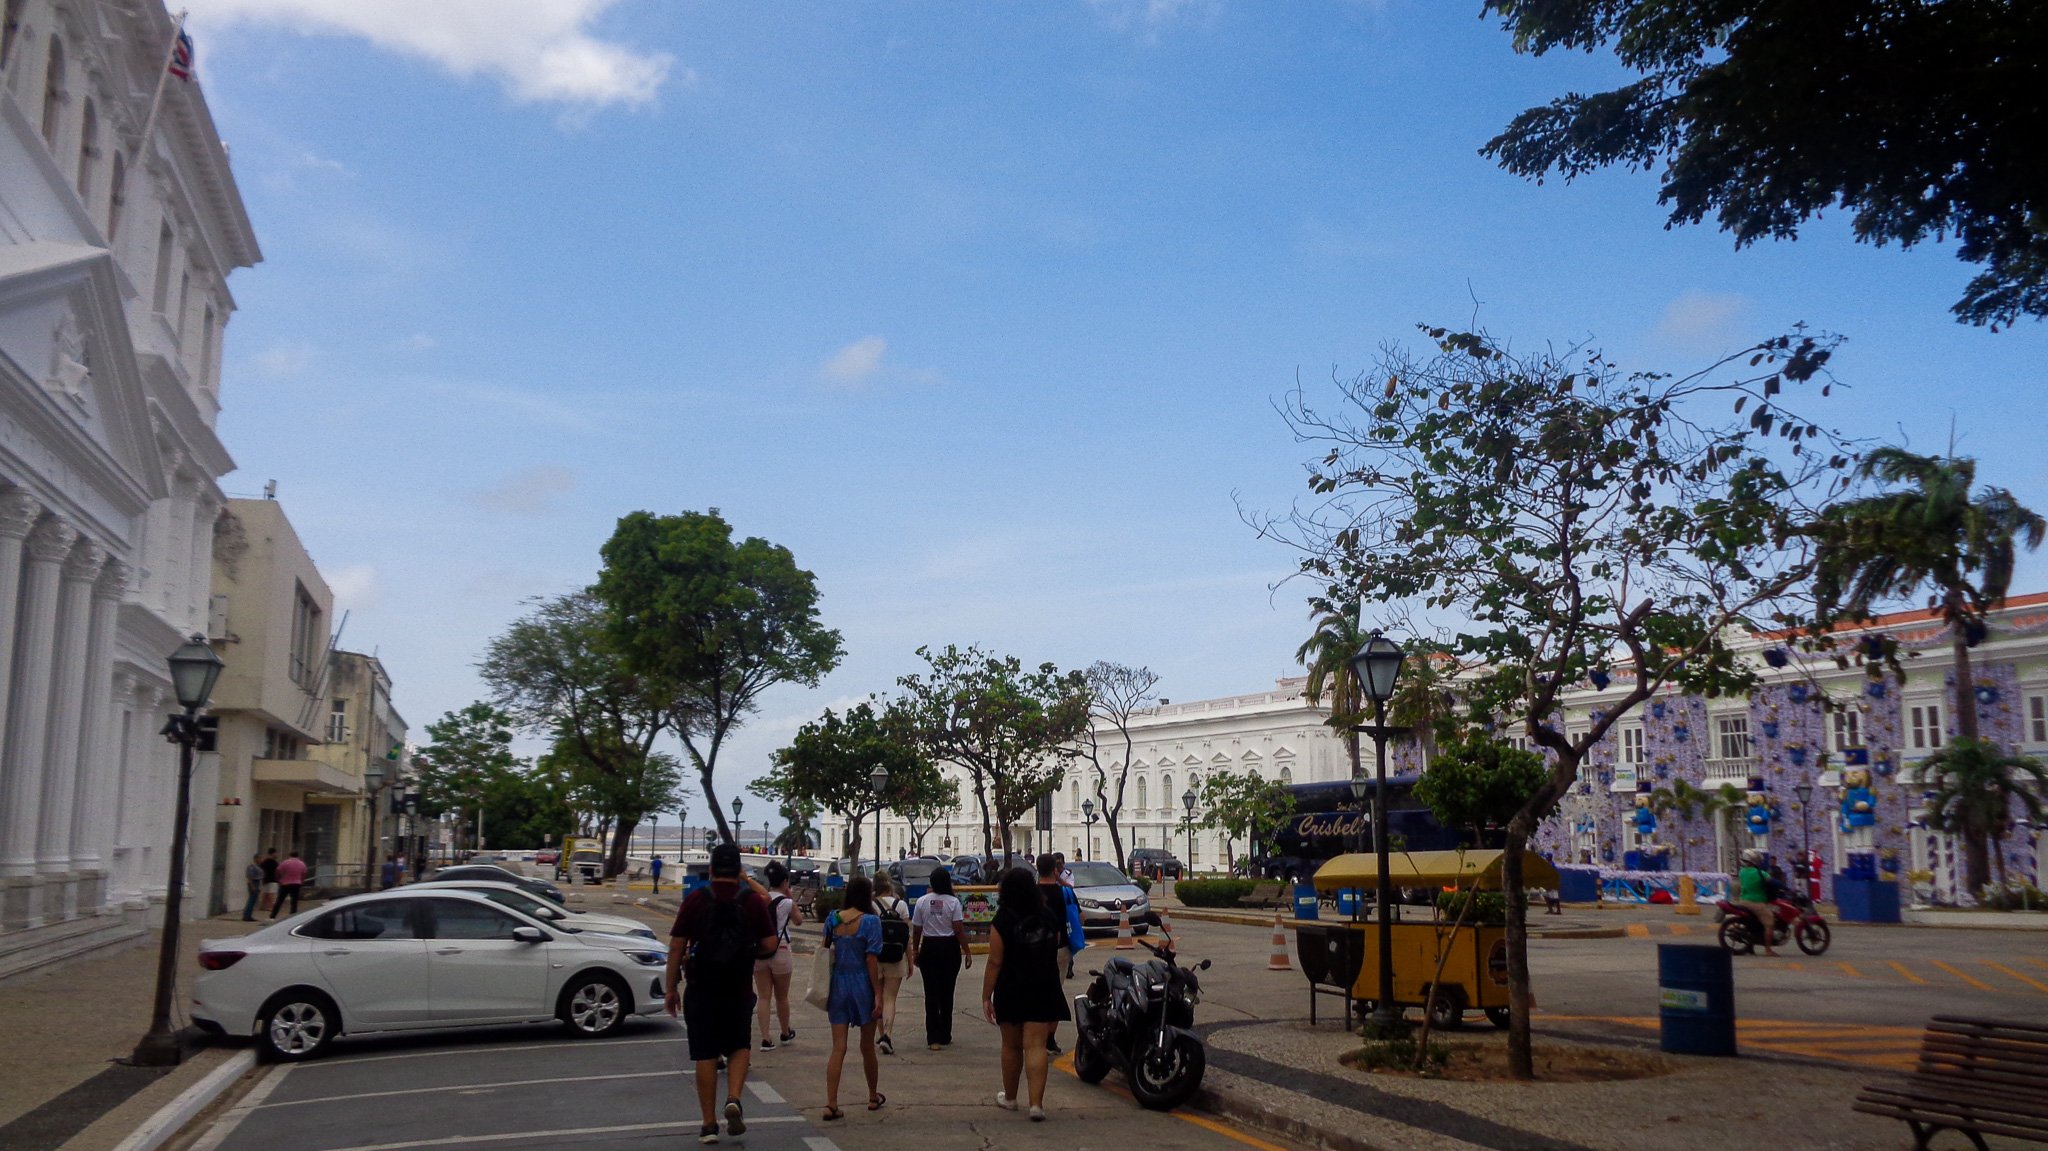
[1307, 849, 1558, 1029]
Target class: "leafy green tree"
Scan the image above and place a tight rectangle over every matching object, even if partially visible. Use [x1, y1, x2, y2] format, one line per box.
[1480, 1, 2048, 328]
[1810, 449, 2046, 745]
[896, 645, 1091, 867]
[596, 510, 844, 843]
[756, 700, 942, 862]
[1388, 641, 1463, 769]
[480, 591, 694, 877]
[1254, 323, 1846, 1077]
[1196, 770, 1297, 873]
[1296, 601, 1368, 791]
[414, 703, 522, 850]
[1919, 738, 2048, 896]
[1070, 661, 1161, 872]
[1414, 736, 1546, 843]
[479, 764, 575, 851]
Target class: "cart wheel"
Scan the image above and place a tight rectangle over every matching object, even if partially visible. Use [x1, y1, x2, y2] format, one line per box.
[1426, 986, 1467, 1031]
[1484, 1006, 1510, 1030]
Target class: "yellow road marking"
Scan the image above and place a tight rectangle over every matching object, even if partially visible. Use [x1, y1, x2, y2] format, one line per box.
[1886, 961, 1928, 985]
[1625, 924, 1650, 938]
[2028, 958, 2048, 973]
[1931, 960, 1997, 991]
[1669, 924, 1692, 936]
[1835, 962, 1865, 979]
[1057, 1049, 1292, 1151]
[1984, 961, 2048, 996]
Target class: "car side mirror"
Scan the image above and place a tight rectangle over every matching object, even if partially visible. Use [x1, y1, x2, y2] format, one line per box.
[512, 926, 547, 944]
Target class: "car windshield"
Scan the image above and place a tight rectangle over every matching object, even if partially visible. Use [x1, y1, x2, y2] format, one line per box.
[478, 889, 556, 919]
[897, 861, 939, 882]
[1067, 864, 1131, 887]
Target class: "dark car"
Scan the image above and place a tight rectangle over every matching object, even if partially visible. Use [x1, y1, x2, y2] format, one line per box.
[946, 855, 986, 885]
[1127, 848, 1184, 880]
[422, 864, 564, 906]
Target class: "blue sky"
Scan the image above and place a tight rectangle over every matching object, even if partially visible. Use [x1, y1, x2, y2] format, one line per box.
[181, 1, 2048, 824]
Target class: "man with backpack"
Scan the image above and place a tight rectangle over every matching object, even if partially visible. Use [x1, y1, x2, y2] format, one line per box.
[665, 843, 778, 1144]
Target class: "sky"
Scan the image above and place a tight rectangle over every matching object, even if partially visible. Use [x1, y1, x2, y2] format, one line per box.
[177, 0, 2048, 828]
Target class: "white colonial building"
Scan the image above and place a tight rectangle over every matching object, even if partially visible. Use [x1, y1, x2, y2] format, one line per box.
[1, 0, 258, 973]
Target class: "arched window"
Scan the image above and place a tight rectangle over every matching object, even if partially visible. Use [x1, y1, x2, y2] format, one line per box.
[1161, 774, 1174, 814]
[1070, 780, 1080, 812]
[107, 152, 126, 241]
[77, 97, 97, 201]
[1279, 766, 1293, 786]
[1136, 777, 1148, 811]
[41, 34, 65, 147]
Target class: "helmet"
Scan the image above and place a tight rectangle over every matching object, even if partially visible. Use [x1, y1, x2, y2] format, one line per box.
[1740, 849, 1764, 867]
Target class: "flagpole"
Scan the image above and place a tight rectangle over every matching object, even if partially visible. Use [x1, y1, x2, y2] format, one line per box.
[133, 9, 189, 164]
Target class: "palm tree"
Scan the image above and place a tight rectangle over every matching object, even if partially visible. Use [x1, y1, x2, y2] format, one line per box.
[1389, 641, 1461, 768]
[1812, 448, 2046, 743]
[772, 801, 818, 858]
[1297, 602, 1368, 788]
[1920, 738, 2048, 895]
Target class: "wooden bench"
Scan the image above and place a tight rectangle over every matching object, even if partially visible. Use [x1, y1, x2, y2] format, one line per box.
[1853, 1016, 2048, 1149]
[1235, 881, 1287, 908]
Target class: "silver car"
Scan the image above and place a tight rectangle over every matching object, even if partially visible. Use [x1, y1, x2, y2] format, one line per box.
[191, 888, 671, 1060]
[1067, 862, 1153, 936]
[411, 879, 659, 940]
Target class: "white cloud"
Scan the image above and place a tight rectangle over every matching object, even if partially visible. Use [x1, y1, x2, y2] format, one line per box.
[1653, 290, 1753, 352]
[400, 333, 436, 351]
[1085, 0, 1219, 35]
[186, 0, 676, 110]
[250, 340, 315, 376]
[472, 466, 578, 515]
[327, 564, 380, 612]
[820, 336, 888, 386]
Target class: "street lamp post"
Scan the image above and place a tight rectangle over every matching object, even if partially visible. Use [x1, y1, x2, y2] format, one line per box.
[132, 635, 225, 1066]
[730, 796, 743, 849]
[1182, 789, 1197, 879]
[1348, 775, 1371, 858]
[1349, 631, 1407, 1032]
[868, 765, 890, 875]
[1794, 782, 1815, 898]
[1082, 798, 1098, 863]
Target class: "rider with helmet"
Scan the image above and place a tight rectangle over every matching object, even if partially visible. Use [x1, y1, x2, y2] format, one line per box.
[1735, 849, 1779, 956]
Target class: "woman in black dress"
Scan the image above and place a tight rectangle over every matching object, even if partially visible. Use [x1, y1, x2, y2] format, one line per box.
[980, 867, 1069, 1120]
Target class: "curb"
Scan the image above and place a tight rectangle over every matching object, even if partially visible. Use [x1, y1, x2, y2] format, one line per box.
[1195, 1082, 1384, 1151]
[108, 1050, 255, 1151]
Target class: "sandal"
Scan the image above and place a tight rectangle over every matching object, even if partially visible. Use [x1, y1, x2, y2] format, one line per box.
[868, 1093, 887, 1111]
[822, 1107, 844, 1122]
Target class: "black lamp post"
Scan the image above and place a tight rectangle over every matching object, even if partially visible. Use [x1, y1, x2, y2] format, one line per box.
[868, 765, 890, 875]
[1181, 788, 1198, 878]
[1082, 798, 1097, 862]
[730, 796, 743, 849]
[1348, 774, 1371, 857]
[132, 634, 225, 1066]
[1794, 782, 1815, 891]
[1349, 630, 1407, 1031]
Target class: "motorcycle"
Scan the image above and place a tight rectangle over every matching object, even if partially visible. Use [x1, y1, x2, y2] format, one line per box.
[1073, 937, 1209, 1110]
[1715, 895, 1831, 956]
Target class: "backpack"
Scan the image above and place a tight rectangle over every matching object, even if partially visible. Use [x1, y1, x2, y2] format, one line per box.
[769, 894, 792, 947]
[876, 897, 910, 964]
[687, 892, 756, 978]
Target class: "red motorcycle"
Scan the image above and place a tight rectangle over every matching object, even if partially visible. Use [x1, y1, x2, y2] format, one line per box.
[1715, 896, 1831, 956]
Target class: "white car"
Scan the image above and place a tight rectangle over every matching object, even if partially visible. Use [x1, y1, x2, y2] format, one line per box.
[411, 879, 659, 940]
[191, 888, 671, 1060]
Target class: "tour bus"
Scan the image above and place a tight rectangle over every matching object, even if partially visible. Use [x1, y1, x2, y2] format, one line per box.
[1263, 780, 1474, 879]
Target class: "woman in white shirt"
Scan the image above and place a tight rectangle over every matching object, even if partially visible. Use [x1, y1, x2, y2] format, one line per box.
[908, 866, 972, 1050]
[754, 860, 804, 1050]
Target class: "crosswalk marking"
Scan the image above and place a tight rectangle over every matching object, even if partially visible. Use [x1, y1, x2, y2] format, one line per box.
[1931, 960, 1997, 991]
[1886, 960, 1928, 984]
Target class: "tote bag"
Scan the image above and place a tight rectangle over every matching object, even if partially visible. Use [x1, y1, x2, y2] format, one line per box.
[804, 934, 833, 1011]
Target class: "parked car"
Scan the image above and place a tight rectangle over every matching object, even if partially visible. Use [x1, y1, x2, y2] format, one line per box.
[191, 888, 670, 1060]
[534, 849, 559, 866]
[1066, 862, 1153, 936]
[422, 864, 564, 906]
[947, 855, 987, 885]
[411, 879, 657, 939]
[885, 857, 944, 898]
[1127, 848, 1184, 880]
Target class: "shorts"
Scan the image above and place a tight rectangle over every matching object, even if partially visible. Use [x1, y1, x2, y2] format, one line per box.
[755, 947, 793, 977]
[683, 983, 755, 1062]
[261, 882, 279, 894]
[877, 957, 908, 982]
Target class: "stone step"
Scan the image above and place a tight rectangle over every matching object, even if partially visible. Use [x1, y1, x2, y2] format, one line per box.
[0, 913, 148, 982]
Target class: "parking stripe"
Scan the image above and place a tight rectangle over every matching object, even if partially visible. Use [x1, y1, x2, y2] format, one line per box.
[1886, 961, 1928, 985]
[749, 1080, 786, 1104]
[1984, 961, 2048, 995]
[258, 1070, 680, 1109]
[321, 1117, 810, 1151]
[188, 1065, 294, 1151]
[1931, 960, 1997, 991]
[1835, 962, 1865, 978]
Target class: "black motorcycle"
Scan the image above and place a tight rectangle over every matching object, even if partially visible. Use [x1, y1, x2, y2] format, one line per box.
[1073, 938, 1209, 1110]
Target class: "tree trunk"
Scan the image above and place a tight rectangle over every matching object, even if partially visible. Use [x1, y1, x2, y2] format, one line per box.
[1503, 826, 1534, 1079]
[605, 816, 639, 879]
[1951, 629, 1981, 744]
[1963, 832, 1993, 896]
[698, 769, 732, 844]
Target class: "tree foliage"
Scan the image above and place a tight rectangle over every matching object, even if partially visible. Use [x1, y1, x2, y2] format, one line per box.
[1295, 602, 1368, 789]
[1413, 736, 1546, 840]
[1197, 769, 1297, 872]
[1252, 322, 1849, 1077]
[1070, 660, 1161, 872]
[756, 700, 944, 861]
[1480, 1, 2048, 328]
[1918, 737, 2048, 896]
[413, 702, 522, 824]
[1646, 778, 1743, 872]
[595, 509, 844, 842]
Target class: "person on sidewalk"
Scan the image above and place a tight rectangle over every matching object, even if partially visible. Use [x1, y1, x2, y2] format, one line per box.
[1035, 854, 1084, 1055]
[665, 842, 777, 1145]
[271, 851, 307, 919]
[871, 870, 913, 1055]
[241, 854, 265, 921]
[822, 875, 885, 1120]
[650, 854, 664, 893]
[983, 866, 1068, 1121]
[910, 866, 971, 1050]
[258, 848, 280, 914]
[379, 855, 402, 890]
[755, 860, 803, 1051]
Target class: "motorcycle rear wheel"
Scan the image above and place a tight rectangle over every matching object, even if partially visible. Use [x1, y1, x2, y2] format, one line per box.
[1794, 919, 1831, 956]
[1074, 1035, 1112, 1085]
[1717, 917, 1755, 955]
[1128, 1033, 1206, 1111]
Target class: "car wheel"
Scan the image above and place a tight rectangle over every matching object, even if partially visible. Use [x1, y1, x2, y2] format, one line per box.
[1425, 986, 1466, 1031]
[258, 989, 337, 1061]
[560, 972, 630, 1037]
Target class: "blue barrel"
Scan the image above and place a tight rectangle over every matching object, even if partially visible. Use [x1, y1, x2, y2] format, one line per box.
[1337, 889, 1360, 916]
[1292, 884, 1320, 920]
[1657, 943, 1736, 1056]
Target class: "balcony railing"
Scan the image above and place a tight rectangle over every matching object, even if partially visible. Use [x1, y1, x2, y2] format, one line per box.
[1702, 757, 1755, 784]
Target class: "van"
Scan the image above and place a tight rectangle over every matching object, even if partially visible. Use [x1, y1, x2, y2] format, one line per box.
[556, 836, 605, 883]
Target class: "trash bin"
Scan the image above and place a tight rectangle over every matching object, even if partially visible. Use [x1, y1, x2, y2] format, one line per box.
[1337, 889, 1360, 916]
[1293, 883, 1320, 920]
[1657, 943, 1736, 1056]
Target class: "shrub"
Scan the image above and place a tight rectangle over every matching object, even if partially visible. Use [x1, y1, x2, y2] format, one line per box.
[814, 889, 844, 916]
[1133, 875, 1153, 893]
[1352, 1031, 1449, 1075]
[1435, 890, 1507, 926]
[1977, 883, 2047, 911]
[1175, 878, 1256, 907]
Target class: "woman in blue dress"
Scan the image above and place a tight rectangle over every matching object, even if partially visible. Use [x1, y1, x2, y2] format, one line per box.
[822, 875, 884, 1120]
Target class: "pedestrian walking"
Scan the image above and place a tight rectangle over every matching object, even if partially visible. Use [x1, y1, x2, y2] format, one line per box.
[650, 854, 665, 893]
[379, 854, 401, 890]
[664, 843, 777, 1144]
[270, 850, 306, 919]
[871, 871, 913, 1055]
[241, 854, 264, 921]
[259, 848, 280, 914]
[982, 867, 1069, 1121]
[821, 875, 885, 1121]
[1035, 854, 1085, 1053]
[909, 866, 970, 1050]
[755, 860, 803, 1051]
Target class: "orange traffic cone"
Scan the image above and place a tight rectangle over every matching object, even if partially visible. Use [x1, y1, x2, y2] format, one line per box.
[1157, 906, 1175, 941]
[1266, 911, 1291, 971]
[1115, 907, 1136, 949]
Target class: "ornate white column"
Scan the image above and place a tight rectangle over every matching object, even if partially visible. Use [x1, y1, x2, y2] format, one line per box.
[1, 518, 77, 879]
[158, 472, 198, 621]
[70, 561, 129, 877]
[0, 490, 43, 771]
[183, 493, 218, 632]
[38, 537, 106, 876]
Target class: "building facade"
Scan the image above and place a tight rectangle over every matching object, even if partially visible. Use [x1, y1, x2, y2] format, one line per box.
[1, 0, 258, 972]
[311, 648, 409, 891]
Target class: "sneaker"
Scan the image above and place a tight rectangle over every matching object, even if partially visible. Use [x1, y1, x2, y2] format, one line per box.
[878, 1034, 893, 1055]
[995, 1093, 1018, 1111]
[760, 1037, 776, 1051]
[929, 1043, 942, 1051]
[698, 1125, 720, 1144]
[1045, 1037, 1061, 1055]
[780, 1029, 796, 1044]
[1030, 1106, 1046, 1122]
[724, 1097, 745, 1137]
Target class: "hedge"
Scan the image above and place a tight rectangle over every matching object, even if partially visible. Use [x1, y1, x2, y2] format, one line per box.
[814, 889, 843, 916]
[1133, 876, 1153, 893]
[1174, 878, 1256, 907]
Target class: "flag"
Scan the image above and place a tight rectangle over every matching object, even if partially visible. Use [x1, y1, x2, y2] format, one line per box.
[167, 29, 194, 81]
[386, 742, 403, 761]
